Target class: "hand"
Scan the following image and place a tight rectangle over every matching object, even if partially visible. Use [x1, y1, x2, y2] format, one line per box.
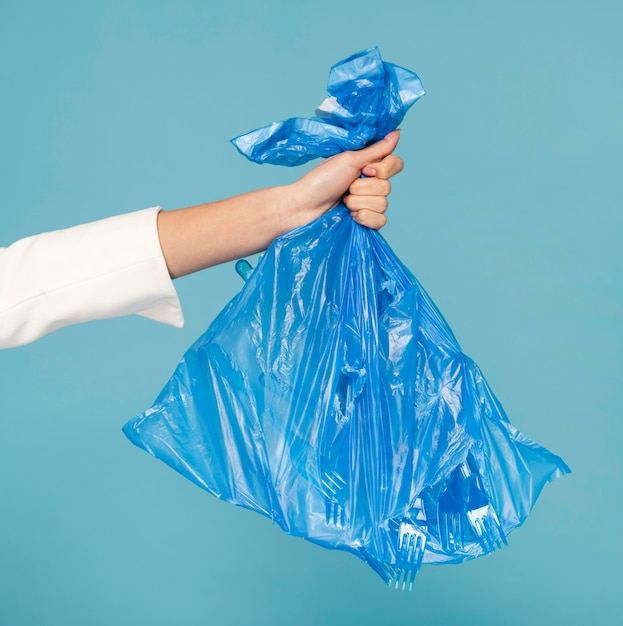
[158, 131, 404, 278]
[287, 130, 404, 231]
[345, 135, 404, 229]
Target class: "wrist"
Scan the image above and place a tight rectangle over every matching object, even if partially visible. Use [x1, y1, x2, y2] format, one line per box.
[280, 181, 332, 234]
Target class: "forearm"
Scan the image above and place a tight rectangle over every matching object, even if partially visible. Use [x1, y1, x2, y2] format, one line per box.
[157, 184, 306, 279]
[157, 131, 403, 279]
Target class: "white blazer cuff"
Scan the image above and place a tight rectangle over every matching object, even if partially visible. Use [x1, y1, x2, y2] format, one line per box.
[0, 207, 184, 348]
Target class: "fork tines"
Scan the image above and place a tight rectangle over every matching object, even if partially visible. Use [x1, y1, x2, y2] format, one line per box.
[390, 520, 427, 590]
[466, 505, 507, 553]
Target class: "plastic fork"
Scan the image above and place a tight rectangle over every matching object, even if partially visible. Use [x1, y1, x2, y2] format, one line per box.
[466, 503, 506, 552]
[386, 509, 427, 590]
[437, 485, 465, 553]
[319, 371, 357, 527]
[437, 460, 507, 555]
[321, 466, 347, 526]
[393, 519, 426, 590]
[288, 435, 348, 527]
[461, 462, 507, 553]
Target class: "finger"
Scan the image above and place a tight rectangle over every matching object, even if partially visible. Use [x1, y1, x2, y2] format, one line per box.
[348, 177, 391, 197]
[343, 194, 388, 214]
[350, 209, 388, 230]
[349, 130, 401, 169]
[361, 154, 404, 180]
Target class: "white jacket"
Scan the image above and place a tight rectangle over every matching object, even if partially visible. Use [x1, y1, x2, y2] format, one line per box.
[0, 207, 184, 349]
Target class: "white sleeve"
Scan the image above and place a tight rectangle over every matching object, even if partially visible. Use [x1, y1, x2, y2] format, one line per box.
[0, 207, 184, 349]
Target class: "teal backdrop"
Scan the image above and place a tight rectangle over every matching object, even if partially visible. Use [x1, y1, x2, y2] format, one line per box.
[1, 1, 620, 624]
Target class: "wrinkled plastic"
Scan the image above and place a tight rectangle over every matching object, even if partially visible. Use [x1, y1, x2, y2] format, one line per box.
[124, 206, 569, 584]
[231, 47, 425, 165]
[124, 48, 570, 586]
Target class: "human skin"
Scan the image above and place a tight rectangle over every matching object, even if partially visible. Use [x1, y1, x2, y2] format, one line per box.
[157, 131, 403, 279]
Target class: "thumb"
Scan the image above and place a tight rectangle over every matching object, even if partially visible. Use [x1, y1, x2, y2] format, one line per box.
[350, 130, 401, 168]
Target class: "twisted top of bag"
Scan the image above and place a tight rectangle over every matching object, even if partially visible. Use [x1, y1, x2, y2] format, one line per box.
[231, 47, 425, 166]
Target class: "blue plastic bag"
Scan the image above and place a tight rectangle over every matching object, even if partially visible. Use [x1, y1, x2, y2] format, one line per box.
[231, 47, 425, 165]
[124, 48, 570, 587]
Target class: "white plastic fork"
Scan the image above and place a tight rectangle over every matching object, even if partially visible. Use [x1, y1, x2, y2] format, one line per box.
[321, 467, 347, 526]
[438, 501, 464, 553]
[459, 462, 507, 553]
[320, 370, 356, 527]
[388, 517, 427, 590]
[437, 461, 507, 554]
[436, 467, 466, 552]
[466, 504, 507, 552]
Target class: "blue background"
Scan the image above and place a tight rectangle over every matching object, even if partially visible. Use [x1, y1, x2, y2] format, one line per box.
[1, 1, 620, 624]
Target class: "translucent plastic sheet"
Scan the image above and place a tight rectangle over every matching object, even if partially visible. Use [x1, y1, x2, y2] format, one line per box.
[124, 48, 570, 588]
[231, 47, 425, 165]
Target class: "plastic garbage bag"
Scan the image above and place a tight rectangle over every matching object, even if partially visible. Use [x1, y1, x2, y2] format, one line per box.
[123, 48, 570, 588]
[124, 207, 569, 585]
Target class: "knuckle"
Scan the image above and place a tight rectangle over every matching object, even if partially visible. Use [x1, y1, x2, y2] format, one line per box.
[349, 179, 365, 194]
[357, 209, 387, 230]
[343, 194, 357, 210]
[379, 155, 404, 178]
